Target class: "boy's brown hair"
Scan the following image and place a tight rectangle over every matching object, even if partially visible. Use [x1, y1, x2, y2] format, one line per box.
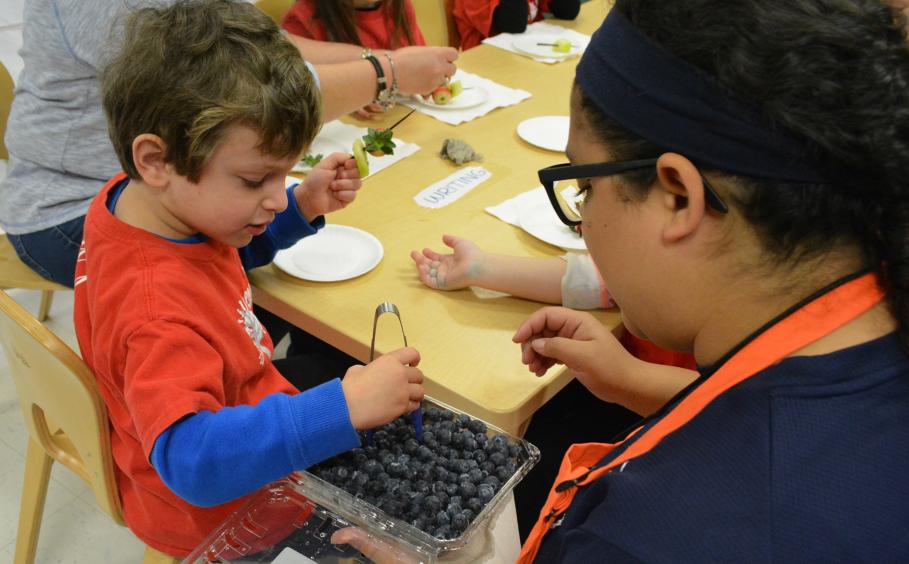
[102, 0, 321, 182]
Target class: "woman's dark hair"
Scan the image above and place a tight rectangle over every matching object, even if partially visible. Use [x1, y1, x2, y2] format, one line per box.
[314, 0, 417, 48]
[580, 0, 909, 349]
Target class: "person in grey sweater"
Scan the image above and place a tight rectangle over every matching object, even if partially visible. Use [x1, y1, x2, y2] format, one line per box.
[1, 0, 456, 286]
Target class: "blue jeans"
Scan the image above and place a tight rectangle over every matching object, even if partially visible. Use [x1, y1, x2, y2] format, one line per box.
[7, 215, 85, 288]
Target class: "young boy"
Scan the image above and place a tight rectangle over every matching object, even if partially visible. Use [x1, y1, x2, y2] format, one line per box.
[73, 0, 424, 557]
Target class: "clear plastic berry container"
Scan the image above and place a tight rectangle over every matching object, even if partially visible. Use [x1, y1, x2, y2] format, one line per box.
[184, 396, 540, 563]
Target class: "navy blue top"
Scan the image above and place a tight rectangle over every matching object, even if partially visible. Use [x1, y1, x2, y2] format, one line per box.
[535, 333, 909, 562]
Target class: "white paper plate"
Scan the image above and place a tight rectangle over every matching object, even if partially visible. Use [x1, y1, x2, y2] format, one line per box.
[415, 85, 489, 111]
[517, 200, 586, 251]
[511, 34, 581, 59]
[293, 137, 350, 172]
[517, 115, 569, 152]
[272, 225, 384, 282]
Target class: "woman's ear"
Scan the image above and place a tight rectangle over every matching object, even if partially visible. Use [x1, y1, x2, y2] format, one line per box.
[132, 134, 172, 188]
[655, 152, 709, 243]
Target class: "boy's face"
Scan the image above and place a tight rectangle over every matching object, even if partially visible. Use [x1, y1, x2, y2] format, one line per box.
[163, 124, 299, 248]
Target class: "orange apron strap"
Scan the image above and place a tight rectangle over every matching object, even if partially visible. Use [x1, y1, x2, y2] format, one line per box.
[518, 273, 884, 563]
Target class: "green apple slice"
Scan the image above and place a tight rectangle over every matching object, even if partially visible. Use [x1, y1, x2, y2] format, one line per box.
[553, 38, 572, 53]
[352, 138, 369, 177]
[449, 80, 463, 97]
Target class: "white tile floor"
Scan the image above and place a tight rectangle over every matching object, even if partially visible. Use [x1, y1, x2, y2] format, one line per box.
[0, 289, 147, 563]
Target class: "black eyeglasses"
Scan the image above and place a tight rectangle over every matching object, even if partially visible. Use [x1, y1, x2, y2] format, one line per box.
[537, 157, 729, 227]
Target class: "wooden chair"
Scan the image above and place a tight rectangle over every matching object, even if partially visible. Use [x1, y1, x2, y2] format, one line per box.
[413, 0, 461, 48]
[0, 291, 180, 564]
[254, 0, 294, 25]
[0, 62, 69, 321]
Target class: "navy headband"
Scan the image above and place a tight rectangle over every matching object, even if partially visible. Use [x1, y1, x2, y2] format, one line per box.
[576, 9, 825, 184]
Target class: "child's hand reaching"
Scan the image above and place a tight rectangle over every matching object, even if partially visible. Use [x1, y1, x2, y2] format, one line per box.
[513, 306, 635, 403]
[341, 347, 424, 430]
[410, 234, 485, 290]
[294, 152, 362, 221]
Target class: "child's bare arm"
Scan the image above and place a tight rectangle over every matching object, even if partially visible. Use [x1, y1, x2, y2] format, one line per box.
[411, 235, 566, 304]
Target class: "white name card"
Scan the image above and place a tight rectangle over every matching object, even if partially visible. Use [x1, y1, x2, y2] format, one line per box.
[414, 167, 491, 208]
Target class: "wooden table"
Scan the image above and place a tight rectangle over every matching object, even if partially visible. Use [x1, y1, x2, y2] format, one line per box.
[251, 0, 619, 435]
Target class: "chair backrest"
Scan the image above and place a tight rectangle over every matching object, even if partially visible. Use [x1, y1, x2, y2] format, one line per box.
[0, 290, 125, 526]
[413, 0, 460, 48]
[1, 61, 14, 161]
[254, 0, 294, 25]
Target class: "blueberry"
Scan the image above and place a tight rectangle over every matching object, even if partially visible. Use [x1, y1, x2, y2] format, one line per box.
[467, 497, 484, 514]
[379, 451, 395, 467]
[473, 450, 487, 464]
[468, 468, 484, 483]
[446, 502, 462, 518]
[417, 445, 434, 462]
[433, 525, 451, 539]
[439, 420, 456, 433]
[480, 461, 496, 474]
[423, 494, 442, 514]
[404, 438, 419, 454]
[353, 472, 370, 490]
[432, 481, 447, 494]
[453, 459, 470, 474]
[474, 433, 488, 446]
[450, 432, 465, 448]
[386, 461, 405, 478]
[508, 444, 523, 458]
[413, 479, 430, 495]
[459, 482, 478, 499]
[467, 419, 487, 434]
[495, 467, 511, 482]
[482, 475, 500, 490]
[436, 510, 451, 527]
[412, 516, 430, 530]
[445, 482, 459, 497]
[422, 430, 435, 444]
[478, 483, 495, 502]
[437, 429, 452, 445]
[457, 414, 471, 428]
[435, 490, 450, 507]
[460, 508, 475, 522]
[466, 459, 479, 470]
[427, 407, 441, 421]
[489, 452, 506, 466]
[463, 436, 477, 452]
[489, 435, 508, 451]
[450, 512, 468, 532]
[433, 466, 450, 482]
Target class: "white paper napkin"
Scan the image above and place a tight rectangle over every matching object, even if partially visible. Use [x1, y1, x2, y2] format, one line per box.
[292, 120, 420, 179]
[485, 186, 549, 226]
[481, 22, 591, 64]
[399, 69, 531, 126]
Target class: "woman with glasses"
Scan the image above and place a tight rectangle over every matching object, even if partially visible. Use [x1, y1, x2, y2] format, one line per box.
[333, 0, 909, 560]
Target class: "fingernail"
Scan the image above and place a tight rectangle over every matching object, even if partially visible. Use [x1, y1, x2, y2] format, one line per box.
[531, 339, 545, 352]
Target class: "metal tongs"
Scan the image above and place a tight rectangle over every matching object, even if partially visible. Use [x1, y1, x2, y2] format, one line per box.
[366, 302, 423, 443]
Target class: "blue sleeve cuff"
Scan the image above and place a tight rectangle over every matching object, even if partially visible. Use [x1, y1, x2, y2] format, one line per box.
[270, 184, 325, 245]
[285, 378, 361, 469]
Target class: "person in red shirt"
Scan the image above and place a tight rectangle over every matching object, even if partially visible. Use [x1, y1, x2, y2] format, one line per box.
[283, 0, 427, 118]
[74, 0, 424, 557]
[454, 0, 581, 50]
[283, 0, 426, 50]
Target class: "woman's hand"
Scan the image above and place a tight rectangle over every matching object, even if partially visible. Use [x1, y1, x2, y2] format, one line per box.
[410, 234, 486, 291]
[331, 527, 423, 563]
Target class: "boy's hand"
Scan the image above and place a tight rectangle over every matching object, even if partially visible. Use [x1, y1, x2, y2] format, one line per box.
[410, 234, 485, 291]
[342, 347, 424, 430]
[512, 307, 635, 403]
[295, 152, 362, 221]
[354, 102, 387, 120]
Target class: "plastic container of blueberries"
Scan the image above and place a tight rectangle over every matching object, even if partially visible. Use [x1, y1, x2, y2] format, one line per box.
[184, 396, 541, 563]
